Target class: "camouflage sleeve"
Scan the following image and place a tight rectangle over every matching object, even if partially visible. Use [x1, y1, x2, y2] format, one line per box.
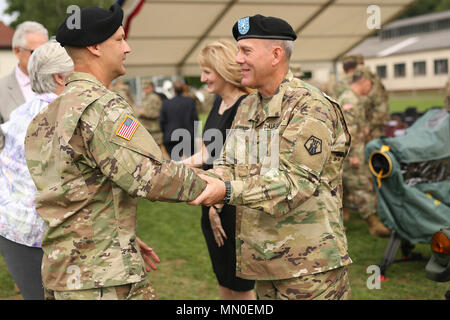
[341, 99, 364, 159]
[140, 95, 162, 119]
[227, 108, 334, 217]
[88, 106, 206, 202]
[210, 130, 237, 181]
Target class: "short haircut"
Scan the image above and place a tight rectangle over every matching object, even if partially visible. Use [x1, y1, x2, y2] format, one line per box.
[343, 61, 357, 73]
[12, 21, 48, 48]
[28, 39, 73, 94]
[173, 79, 185, 95]
[272, 39, 294, 61]
[351, 72, 370, 84]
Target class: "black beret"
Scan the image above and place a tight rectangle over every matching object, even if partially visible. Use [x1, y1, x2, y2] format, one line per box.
[232, 14, 297, 41]
[56, 3, 123, 47]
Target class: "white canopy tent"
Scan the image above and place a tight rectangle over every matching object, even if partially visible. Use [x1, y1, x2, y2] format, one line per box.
[122, 0, 419, 77]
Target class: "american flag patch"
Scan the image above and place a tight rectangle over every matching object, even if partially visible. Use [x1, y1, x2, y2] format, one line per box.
[116, 115, 140, 140]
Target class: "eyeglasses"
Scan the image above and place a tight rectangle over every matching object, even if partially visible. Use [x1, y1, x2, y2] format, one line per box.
[19, 47, 34, 55]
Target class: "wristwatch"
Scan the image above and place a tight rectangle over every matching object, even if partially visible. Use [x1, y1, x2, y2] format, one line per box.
[223, 180, 231, 204]
[212, 205, 223, 213]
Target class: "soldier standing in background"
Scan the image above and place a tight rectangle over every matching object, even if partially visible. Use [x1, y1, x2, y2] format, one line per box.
[332, 55, 359, 100]
[190, 14, 353, 300]
[110, 78, 135, 106]
[444, 78, 450, 110]
[136, 79, 163, 146]
[24, 4, 206, 300]
[356, 55, 390, 142]
[338, 67, 390, 237]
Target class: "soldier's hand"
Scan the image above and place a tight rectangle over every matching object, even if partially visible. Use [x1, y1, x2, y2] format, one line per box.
[188, 174, 226, 206]
[209, 206, 227, 247]
[136, 237, 160, 272]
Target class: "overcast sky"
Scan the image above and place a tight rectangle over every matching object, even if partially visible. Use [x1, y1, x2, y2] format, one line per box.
[0, 0, 18, 26]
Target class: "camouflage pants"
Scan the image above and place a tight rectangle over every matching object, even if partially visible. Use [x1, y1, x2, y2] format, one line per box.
[342, 162, 376, 220]
[255, 266, 351, 300]
[44, 278, 157, 300]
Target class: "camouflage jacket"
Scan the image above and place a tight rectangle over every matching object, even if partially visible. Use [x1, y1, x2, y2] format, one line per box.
[331, 72, 353, 100]
[338, 88, 366, 161]
[445, 80, 450, 110]
[365, 73, 389, 141]
[25, 72, 206, 291]
[213, 71, 352, 280]
[139, 92, 163, 145]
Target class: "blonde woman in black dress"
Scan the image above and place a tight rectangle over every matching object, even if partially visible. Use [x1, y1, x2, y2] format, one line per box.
[181, 40, 255, 300]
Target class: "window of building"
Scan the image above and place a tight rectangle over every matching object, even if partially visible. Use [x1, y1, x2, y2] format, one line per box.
[302, 71, 312, 80]
[376, 65, 387, 79]
[413, 61, 426, 76]
[434, 59, 448, 75]
[394, 63, 406, 78]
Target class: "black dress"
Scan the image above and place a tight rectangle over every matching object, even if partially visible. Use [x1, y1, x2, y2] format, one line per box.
[201, 94, 255, 292]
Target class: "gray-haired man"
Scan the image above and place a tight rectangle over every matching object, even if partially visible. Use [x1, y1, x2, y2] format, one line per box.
[0, 21, 48, 123]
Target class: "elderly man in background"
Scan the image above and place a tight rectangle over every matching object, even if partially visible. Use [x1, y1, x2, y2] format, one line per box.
[0, 21, 48, 123]
[0, 39, 73, 300]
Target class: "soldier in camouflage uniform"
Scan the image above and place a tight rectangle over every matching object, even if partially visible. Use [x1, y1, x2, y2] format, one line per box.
[355, 55, 390, 142]
[338, 67, 390, 237]
[329, 55, 358, 100]
[110, 79, 135, 106]
[24, 4, 206, 300]
[136, 79, 163, 145]
[190, 14, 352, 300]
[444, 79, 450, 110]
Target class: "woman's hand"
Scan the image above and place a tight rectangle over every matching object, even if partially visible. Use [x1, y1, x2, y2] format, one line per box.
[209, 206, 227, 247]
[136, 237, 160, 272]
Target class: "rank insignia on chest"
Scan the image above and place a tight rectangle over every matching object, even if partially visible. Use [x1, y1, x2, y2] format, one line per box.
[116, 115, 140, 140]
[304, 135, 322, 155]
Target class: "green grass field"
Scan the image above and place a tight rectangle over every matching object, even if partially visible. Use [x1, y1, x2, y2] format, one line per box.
[388, 91, 446, 114]
[1, 199, 447, 300]
[0, 92, 448, 300]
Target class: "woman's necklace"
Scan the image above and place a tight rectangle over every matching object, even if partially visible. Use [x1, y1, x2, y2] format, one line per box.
[219, 91, 241, 114]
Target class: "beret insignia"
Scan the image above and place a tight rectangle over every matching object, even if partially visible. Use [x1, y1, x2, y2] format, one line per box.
[238, 17, 250, 35]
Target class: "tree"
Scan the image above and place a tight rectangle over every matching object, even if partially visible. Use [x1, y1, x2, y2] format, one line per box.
[399, 0, 450, 19]
[5, 0, 114, 35]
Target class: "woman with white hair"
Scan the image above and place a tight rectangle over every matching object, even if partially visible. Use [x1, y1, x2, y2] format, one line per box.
[0, 39, 73, 300]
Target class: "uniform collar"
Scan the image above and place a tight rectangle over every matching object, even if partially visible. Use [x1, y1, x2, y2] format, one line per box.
[248, 70, 294, 123]
[65, 72, 106, 89]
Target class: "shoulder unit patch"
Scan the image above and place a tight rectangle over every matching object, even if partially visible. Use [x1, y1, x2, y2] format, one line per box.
[304, 135, 322, 155]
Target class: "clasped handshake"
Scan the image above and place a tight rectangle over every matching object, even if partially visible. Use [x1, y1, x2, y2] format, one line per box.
[188, 169, 227, 207]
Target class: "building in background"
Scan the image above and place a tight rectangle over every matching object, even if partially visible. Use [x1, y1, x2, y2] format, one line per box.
[0, 21, 15, 78]
[347, 10, 450, 92]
